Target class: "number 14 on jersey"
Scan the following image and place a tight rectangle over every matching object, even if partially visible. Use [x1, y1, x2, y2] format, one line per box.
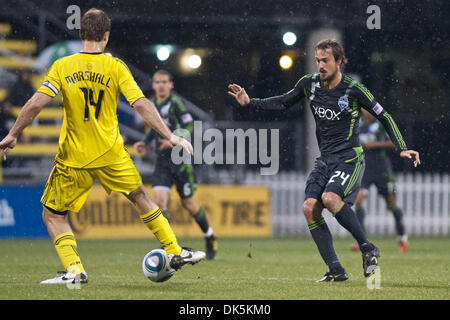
[80, 87, 104, 121]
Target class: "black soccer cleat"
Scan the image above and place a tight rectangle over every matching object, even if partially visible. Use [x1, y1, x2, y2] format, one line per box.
[362, 245, 380, 277]
[316, 270, 349, 282]
[205, 235, 218, 260]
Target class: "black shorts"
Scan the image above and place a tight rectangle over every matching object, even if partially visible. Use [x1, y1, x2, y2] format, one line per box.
[305, 148, 365, 206]
[151, 157, 197, 199]
[361, 165, 396, 196]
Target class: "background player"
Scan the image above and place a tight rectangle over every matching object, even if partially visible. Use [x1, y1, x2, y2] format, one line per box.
[228, 39, 420, 282]
[134, 69, 218, 260]
[0, 8, 205, 284]
[351, 108, 408, 252]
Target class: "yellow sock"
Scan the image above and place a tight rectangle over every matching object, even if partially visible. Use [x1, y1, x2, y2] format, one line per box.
[140, 207, 182, 255]
[54, 232, 85, 274]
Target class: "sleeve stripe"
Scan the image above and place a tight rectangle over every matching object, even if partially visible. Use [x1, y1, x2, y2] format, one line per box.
[172, 96, 188, 112]
[346, 76, 374, 101]
[41, 81, 59, 95]
[295, 73, 316, 87]
[383, 113, 407, 150]
[383, 113, 400, 143]
[354, 83, 374, 101]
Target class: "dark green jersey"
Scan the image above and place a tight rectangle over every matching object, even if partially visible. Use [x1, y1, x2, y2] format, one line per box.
[249, 73, 408, 156]
[144, 94, 194, 158]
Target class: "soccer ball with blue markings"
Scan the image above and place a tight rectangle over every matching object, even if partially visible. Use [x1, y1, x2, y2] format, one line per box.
[142, 249, 175, 282]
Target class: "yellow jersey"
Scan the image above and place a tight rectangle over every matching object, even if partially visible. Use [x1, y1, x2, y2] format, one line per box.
[37, 52, 144, 168]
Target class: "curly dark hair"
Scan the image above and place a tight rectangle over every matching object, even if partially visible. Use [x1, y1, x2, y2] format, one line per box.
[315, 39, 348, 67]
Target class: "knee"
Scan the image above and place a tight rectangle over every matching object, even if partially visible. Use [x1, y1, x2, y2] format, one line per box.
[181, 198, 189, 209]
[42, 207, 60, 226]
[151, 190, 170, 212]
[385, 195, 396, 210]
[355, 191, 366, 207]
[151, 195, 166, 211]
[302, 201, 315, 220]
[181, 197, 196, 213]
[386, 202, 395, 210]
[321, 192, 343, 213]
[156, 200, 168, 212]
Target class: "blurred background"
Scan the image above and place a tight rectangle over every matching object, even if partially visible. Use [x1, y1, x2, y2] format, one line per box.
[0, 0, 448, 238]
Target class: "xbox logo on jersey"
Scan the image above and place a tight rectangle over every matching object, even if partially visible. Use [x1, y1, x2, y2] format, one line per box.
[312, 105, 341, 120]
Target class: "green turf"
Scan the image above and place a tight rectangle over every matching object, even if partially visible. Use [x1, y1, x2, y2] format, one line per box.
[0, 237, 448, 300]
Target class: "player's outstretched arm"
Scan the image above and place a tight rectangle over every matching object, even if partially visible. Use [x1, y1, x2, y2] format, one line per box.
[228, 81, 304, 110]
[374, 111, 420, 167]
[0, 92, 52, 160]
[370, 110, 420, 168]
[133, 97, 193, 155]
[353, 81, 421, 168]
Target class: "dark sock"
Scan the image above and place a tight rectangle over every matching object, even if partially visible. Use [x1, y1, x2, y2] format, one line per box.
[355, 205, 366, 233]
[391, 207, 406, 236]
[334, 203, 372, 252]
[192, 207, 210, 234]
[308, 218, 344, 273]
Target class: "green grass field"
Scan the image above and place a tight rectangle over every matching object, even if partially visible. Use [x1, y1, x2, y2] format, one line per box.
[0, 237, 448, 300]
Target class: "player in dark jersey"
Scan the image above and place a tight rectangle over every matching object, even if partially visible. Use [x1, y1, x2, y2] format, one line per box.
[134, 70, 218, 260]
[350, 108, 408, 252]
[228, 39, 420, 282]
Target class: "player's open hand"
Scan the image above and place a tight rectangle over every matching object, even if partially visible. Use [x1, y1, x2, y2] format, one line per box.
[133, 141, 147, 154]
[400, 150, 421, 167]
[0, 134, 17, 161]
[169, 134, 194, 155]
[228, 83, 250, 106]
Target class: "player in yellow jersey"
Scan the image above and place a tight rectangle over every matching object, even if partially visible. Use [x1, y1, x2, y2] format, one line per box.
[0, 8, 205, 284]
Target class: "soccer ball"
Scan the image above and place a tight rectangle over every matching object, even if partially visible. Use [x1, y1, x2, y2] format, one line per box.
[142, 249, 175, 282]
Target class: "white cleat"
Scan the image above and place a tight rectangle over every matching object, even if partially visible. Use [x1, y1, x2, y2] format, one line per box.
[40, 271, 88, 284]
[168, 247, 206, 270]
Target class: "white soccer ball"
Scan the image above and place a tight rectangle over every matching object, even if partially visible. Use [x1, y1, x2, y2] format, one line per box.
[142, 249, 175, 282]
